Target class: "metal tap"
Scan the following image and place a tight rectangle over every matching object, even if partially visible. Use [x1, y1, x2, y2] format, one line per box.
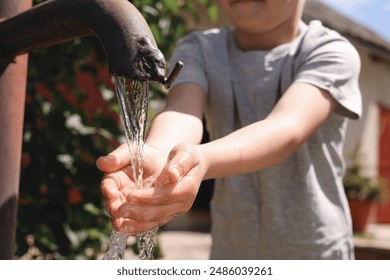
[0, 0, 169, 84]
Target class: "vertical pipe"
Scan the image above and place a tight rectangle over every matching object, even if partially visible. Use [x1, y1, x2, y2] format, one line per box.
[0, 0, 32, 259]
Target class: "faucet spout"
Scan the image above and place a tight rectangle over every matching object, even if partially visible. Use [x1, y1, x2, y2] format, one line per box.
[0, 0, 166, 82]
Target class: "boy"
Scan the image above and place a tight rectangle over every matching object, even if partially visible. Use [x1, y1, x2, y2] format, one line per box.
[97, 0, 361, 259]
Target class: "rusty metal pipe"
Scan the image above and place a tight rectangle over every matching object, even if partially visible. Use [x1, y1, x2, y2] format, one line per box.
[0, 0, 166, 82]
[0, 0, 32, 260]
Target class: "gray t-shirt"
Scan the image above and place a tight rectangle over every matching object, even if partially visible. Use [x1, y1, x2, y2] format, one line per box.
[169, 20, 361, 259]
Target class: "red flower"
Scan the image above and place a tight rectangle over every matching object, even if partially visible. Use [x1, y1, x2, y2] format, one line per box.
[68, 188, 83, 204]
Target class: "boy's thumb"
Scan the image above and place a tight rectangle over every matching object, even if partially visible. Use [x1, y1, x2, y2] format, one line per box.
[96, 144, 130, 172]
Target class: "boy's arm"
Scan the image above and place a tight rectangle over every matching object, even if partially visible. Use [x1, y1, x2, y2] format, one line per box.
[96, 82, 205, 174]
[198, 82, 337, 179]
[146, 83, 206, 158]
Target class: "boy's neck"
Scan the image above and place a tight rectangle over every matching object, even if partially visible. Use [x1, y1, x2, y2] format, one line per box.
[234, 20, 301, 51]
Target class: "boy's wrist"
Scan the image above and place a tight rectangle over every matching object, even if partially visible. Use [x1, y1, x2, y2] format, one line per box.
[198, 143, 215, 180]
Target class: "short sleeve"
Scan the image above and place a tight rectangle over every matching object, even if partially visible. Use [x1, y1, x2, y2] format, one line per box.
[294, 24, 362, 119]
[168, 31, 209, 92]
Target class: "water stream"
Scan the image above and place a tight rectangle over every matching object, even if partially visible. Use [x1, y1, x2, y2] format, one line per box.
[102, 76, 157, 260]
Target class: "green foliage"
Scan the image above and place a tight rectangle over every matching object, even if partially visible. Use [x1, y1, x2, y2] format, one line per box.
[199, 0, 219, 22]
[343, 163, 388, 204]
[17, 37, 120, 259]
[16, 0, 216, 259]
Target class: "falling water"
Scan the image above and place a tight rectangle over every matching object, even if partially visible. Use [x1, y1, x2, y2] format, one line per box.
[102, 76, 157, 260]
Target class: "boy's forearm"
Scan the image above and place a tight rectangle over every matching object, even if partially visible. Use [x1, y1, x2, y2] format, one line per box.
[146, 110, 204, 159]
[199, 83, 336, 180]
[199, 119, 298, 180]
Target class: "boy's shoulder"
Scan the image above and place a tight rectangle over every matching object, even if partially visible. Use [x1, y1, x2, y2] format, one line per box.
[302, 20, 356, 51]
[180, 27, 231, 46]
[188, 27, 230, 37]
[182, 21, 354, 52]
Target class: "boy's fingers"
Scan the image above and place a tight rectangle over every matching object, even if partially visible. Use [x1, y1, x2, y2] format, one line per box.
[164, 144, 200, 184]
[96, 144, 161, 178]
[116, 202, 182, 222]
[96, 144, 130, 172]
[114, 218, 171, 236]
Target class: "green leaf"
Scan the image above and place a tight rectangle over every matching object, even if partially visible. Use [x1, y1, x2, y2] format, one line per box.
[162, 0, 179, 14]
[208, 5, 219, 22]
